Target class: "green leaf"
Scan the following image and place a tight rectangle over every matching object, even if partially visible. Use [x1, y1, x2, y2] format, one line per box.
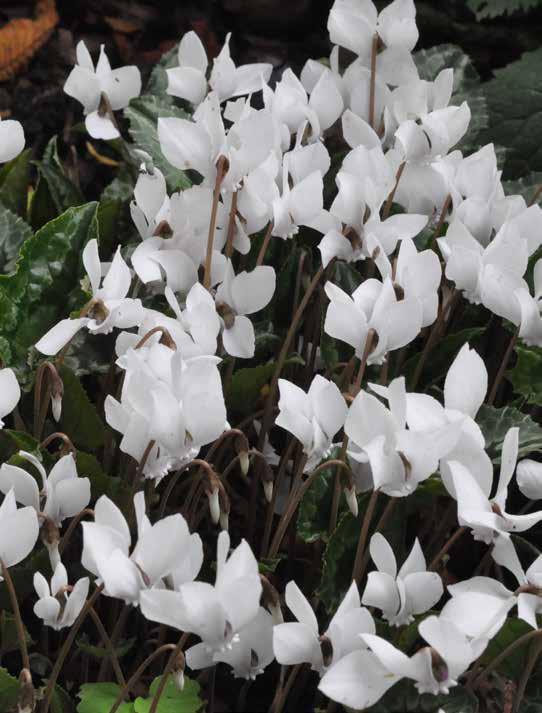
[502, 171, 542, 204]
[145, 45, 180, 99]
[58, 367, 106, 450]
[467, 0, 542, 19]
[297, 449, 348, 544]
[124, 95, 192, 193]
[225, 362, 275, 415]
[480, 47, 542, 178]
[0, 667, 19, 710]
[477, 404, 542, 463]
[414, 44, 488, 152]
[0, 202, 32, 274]
[49, 683, 76, 713]
[508, 344, 542, 404]
[76, 633, 135, 660]
[33, 137, 84, 215]
[0, 611, 33, 656]
[0, 202, 97, 374]
[0, 149, 31, 216]
[76, 452, 132, 510]
[134, 676, 203, 713]
[478, 617, 532, 680]
[77, 683, 135, 713]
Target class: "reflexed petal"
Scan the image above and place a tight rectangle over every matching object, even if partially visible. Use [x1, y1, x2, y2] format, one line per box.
[273, 622, 320, 667]
[103, 66, 141, 110]
[231, 266, 276, 315]
[0, 119, 26, 163]
[158, 117, 212, 177]
[140, 589, 190, 631]
[285, 581, 319, 632]
[34, 596, 61, 624]
[85, 112, 120, 140]
[35, 318, 88, 356]
[444, 343, 487, 418]
[517, 459, 542, 500]
[369, 534, 397, 577]
[402, 571, 443, 615]
[167, 67, 207, 105]
[222, 315, 255, 358]
[54, 478, 91, 520]
[63, 66, 100, 113]
[0, 368, 20, 421]
[0, 464, 40, 510]
[362, 571, 400, 617]
[0, 506, 39, 567]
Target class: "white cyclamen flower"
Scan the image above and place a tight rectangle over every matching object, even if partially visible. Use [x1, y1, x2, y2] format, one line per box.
[140, 531, 262, 657]
[33, 562, 89, 631]
[276, 375, 347, 472]
[82, 493, 200, 605]
[273, 580, 375, 673]
[64, 40, 141, 139]
[0, 489, 39, 577]
[0, 116, 25, 163]
[362, 533, 443, 626]
[0, 451, 90, 527]
[36, 239, 144, 356]
[0, 368, 21, 428]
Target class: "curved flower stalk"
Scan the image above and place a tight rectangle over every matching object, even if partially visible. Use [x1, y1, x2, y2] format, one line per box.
[0, 368, 20, 428]
[64, 40, 141, 139]
[275, 375, 347, 472]
[35, 239, 144, 356]
[0, 489, 40, 578]
[34, 562, 89, 631]
[0, 451, 90, 528]
[140, 532, 263, 662]
[273, 580, 375, 673]
[82, 493, 201, 605]
[362, 533, 443, 626]
[0, 116, 25, 163]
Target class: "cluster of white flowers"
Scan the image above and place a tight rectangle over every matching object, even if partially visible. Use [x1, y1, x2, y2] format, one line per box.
[2, 0, 542, 708]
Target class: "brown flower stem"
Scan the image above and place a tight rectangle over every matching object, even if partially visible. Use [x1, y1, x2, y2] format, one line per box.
[225, 190, 238, 259]
[429, 193, 452, 252]
[256, 222, 274, 267]
[148, 633, 189, 713]
[267, 459, 351, 559]
[58, 508, 94, 556]
[39, 432, 76, 455]
[109, 641, 184, 713]
[0, 559, 30, 670]
[271, 664, 302, 713]
[357, 496, 397, 574]
[410, 288, 459, 391]
[368, 33, 379, 129]
[33, 361, 62, 439]
[514, 637, 542, 712]
[88, 606, 126, 687]
[98, 604, 131, 681]
[42, 584, 104, 713]
[428, 526, 467, 571]
[352, 489, 380, 585]
[471, 628, 542, 689]
[135, 326, 176, 351]
[487, 327, 519, 406]
[204, 156, 228, 290]
[261, 438, 297, 558]
[382, 162, 405, 220]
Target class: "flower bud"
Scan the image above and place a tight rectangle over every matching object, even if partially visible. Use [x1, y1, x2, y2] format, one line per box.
[17, 668, 35, 713]
[344, 485, 358, 517]
[40, 516, 60, 570]
[172, 651, 185, 691]
[206, 487, 220, 525]
[260, 460, 274, 503]
[234, 434, 250, 476]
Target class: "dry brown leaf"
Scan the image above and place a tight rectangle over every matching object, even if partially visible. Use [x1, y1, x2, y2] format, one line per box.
[0, 0, 59, 82]
[104, 16, 142, 34]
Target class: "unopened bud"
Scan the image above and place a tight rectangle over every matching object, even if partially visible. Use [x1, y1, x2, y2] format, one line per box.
[260, 460, 274, 503]
[17, 669, 34, 713]
[206, 487, 220, 525]
[263, 480, 273, 503]
[172, 651, 185, 691]
[41, 517, 60, 570]
[219, 511, 229, 531]
[234, 435, 250, 476]
[344, 486, 358, 517]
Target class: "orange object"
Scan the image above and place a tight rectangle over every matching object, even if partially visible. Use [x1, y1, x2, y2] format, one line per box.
[0, 0, 59, 82]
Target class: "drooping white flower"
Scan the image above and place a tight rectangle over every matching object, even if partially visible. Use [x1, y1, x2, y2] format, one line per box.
[33, 562, 89, 631]
[362, 533, 443, 626]
[82, 493, 200, 605]
[451, 428, 542, 544]
[0, 451, 90, 527]
[140, 531, 262, 656]
[0, 489, 39, 577]
[324, 278, 423, 366]
[0, 368, 20, 428]
[276, 376, 347, 472]
[0, 116, 25, 163]
[273, 580, 375, 673]
[35, 239, 144, 356]
[64, 40, 141, 139]
[215, 261, 276, 358]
